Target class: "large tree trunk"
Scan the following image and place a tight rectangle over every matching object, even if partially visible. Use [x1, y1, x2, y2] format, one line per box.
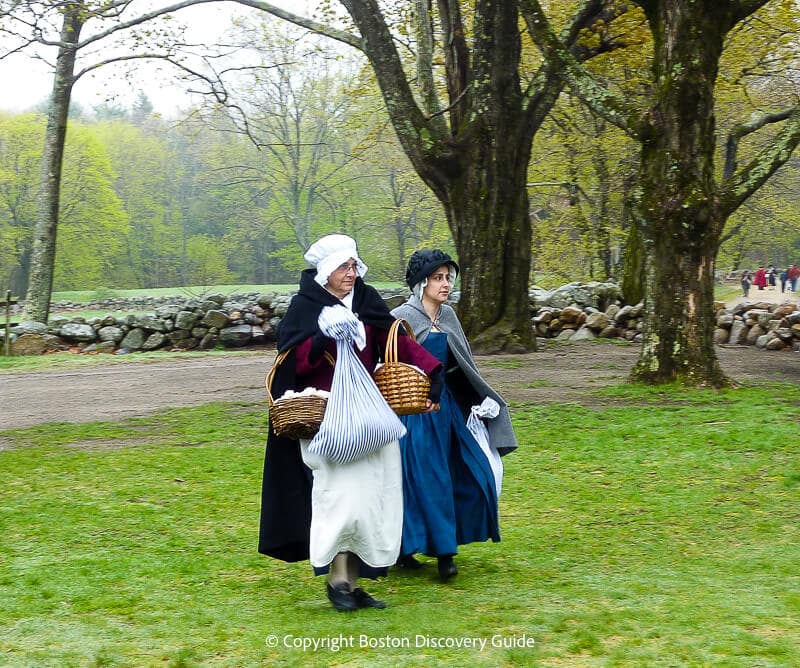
[634, 221, 726, 385]
[447, 121, 536, 353]
[631, 1, 731, 386]
[443, 0, 536, 352]
[23, 9, 82, 323]
[339, 0, 539, 351]
[249, 0, 615, 351]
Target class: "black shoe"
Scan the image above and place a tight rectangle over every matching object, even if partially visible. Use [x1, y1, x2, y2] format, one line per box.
[326, 582, 357, 612]
[437, 556, 458, 581]
[396, 554, 424, 569]
[352, 587, 387, 609]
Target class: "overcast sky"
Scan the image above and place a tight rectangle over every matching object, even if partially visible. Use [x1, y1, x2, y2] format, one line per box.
[0, 0, 311, 116]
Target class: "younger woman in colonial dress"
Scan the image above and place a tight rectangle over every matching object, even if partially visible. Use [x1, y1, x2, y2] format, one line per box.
[391, 249, 518, 580]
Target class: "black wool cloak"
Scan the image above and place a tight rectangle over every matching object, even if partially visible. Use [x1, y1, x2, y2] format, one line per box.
[257, 270, 396, 562]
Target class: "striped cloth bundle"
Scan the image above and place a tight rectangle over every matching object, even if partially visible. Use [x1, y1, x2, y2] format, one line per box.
[308, 307, 406, 464]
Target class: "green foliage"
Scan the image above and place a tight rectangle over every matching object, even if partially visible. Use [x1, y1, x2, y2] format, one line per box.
[91, 120, 181, 288]
[55, 125, 129, 290]
[4, 1, 798, 301]
[183, 234, 234, 286]
[529, 97, 638, 284]
[0, 113, 44, 294]
[0, 114, 130, 293]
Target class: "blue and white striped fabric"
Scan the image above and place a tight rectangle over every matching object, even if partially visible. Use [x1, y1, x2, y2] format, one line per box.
[317, 304, 366, 349]
[309, 309, 406, 465]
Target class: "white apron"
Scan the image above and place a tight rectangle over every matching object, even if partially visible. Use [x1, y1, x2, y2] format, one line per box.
[300, 439, 403, 568]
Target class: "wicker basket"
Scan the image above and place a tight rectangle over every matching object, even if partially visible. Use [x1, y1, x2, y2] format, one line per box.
[374, 319, 431, 415]
[266, 349, 328, 440]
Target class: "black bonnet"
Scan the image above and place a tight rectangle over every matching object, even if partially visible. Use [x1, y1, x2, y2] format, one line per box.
[405, 249, 460, 289]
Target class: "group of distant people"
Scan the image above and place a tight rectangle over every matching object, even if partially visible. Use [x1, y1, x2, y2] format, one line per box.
[740, 264, 800, 297]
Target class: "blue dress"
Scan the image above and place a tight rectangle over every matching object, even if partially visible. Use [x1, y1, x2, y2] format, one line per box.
[399, 332, 500, 557]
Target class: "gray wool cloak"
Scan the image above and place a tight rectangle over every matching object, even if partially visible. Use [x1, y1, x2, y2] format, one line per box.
[391, 295, 518, 455]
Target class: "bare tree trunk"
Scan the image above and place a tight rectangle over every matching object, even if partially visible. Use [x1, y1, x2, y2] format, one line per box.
[448, 120, 536, 353]
[23, 8, 82, 323]
[634, 224, 726, 385]
[631, 1, 729, 386]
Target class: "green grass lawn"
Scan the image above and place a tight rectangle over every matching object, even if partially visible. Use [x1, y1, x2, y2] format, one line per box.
[1, 385, 798, 666]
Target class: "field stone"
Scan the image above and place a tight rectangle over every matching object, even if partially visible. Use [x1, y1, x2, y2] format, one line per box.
[716, 313, 734, 329]
[11, 321, 48, 336]
[142, 332, 167, 350]
[729, 320, 748, 345]
[219, 324, 253, 347]
[59, 322, 97, 342]
[199, 333, 218, 349]
[766, 337, 787, 351]
[98, 326, 124, 343]
[120, 328, 146, 350]
[598, 325, 619, 338]
[772, 304, 796, 319]
[571, 327, 596, 341]
[82, 341, 116, 354]
[755, 334, 770, 349]
[746, 324, 765, 345]
[202, 310, 229, 329]
[174, 311, 200, 330]
[585, 312, 610, 331]
[10, 333, 48, 355]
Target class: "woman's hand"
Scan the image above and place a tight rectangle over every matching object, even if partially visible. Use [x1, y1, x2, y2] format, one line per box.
[423, 399, 440, 413]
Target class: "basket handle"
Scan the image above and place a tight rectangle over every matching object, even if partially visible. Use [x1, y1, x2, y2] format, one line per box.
[265, 348, 334, 406]
[384, 319, 416, 365]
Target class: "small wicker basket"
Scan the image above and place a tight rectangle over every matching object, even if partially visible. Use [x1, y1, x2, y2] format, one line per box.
[266, 349, 329, 440]
[374, 319, 431, 415]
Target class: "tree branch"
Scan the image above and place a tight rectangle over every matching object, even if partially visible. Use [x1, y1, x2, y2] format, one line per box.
[519, 0, 643, 139]
[720, 106, 800, 216]
[412, 0, 445, 132]
[730, 0, 771, 25]
[723, 107, 795, 179]
[77, 0, 219, 49]
[230, 0, 363, 51]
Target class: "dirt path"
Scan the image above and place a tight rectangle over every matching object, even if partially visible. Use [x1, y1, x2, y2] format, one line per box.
[2, 341, 799, 431]
[725, 286, 797, 308]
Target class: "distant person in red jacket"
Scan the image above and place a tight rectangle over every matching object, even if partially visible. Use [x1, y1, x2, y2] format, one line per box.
[788, 264, 800, 293]
[753, 266, 767, 291]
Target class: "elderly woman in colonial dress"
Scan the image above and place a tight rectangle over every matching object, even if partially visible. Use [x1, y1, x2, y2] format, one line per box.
[258, 234, 442, 611]
[391, 249, 518, 580]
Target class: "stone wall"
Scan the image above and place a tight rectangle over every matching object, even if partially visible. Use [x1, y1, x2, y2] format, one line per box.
[5, 284, 800, 355]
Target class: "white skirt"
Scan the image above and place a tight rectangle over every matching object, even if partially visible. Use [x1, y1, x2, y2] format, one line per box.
[300, 439, 403, 568]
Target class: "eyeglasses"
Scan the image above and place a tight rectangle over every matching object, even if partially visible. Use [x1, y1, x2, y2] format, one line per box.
[335, 262, 358, 274]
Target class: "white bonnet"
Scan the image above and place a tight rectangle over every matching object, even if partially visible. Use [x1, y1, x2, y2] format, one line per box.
[304, 234, 368, 287]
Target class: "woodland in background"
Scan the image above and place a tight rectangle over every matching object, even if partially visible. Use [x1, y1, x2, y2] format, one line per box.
[0, 35, 452, 297]
[1, 2, 799, 382]
[3, 75, 797, 298]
